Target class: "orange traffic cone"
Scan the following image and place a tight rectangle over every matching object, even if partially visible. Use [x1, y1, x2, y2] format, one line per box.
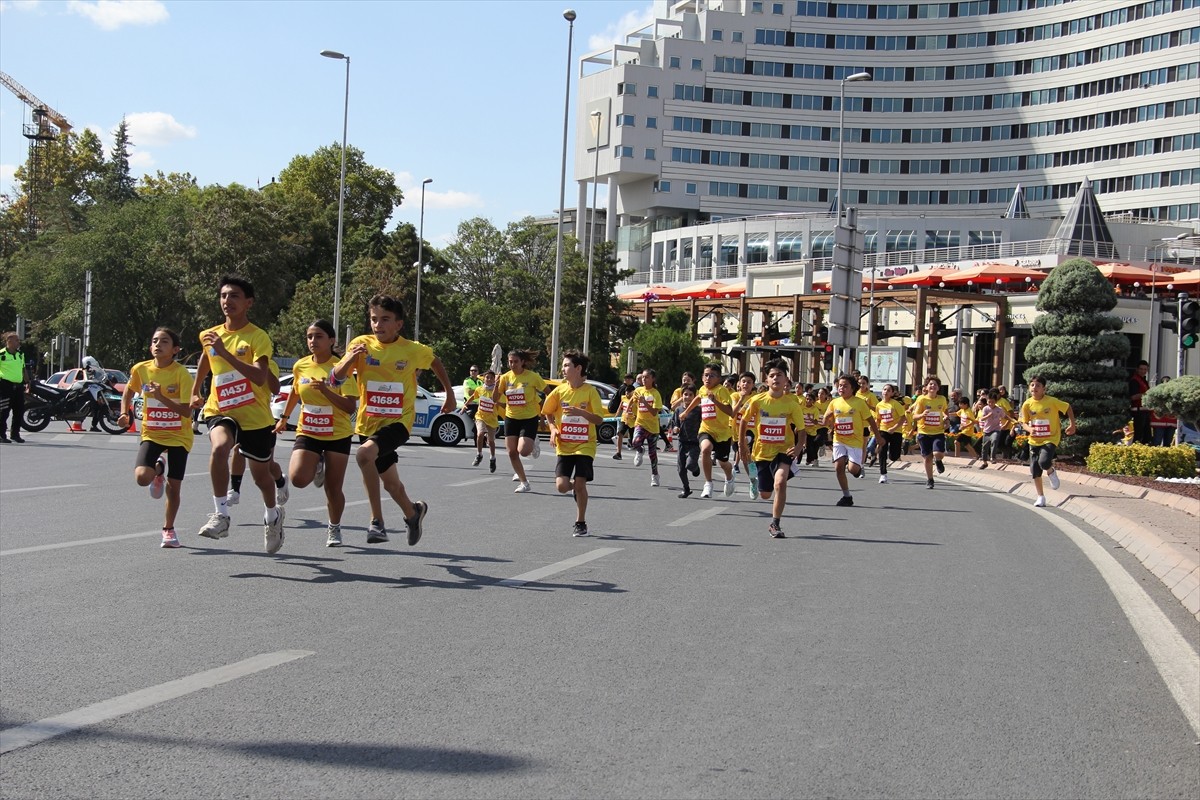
[127, 416, 138, 434]
[69, 421, 84, 432]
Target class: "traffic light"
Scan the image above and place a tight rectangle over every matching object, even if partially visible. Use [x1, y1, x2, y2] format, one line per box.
[823, 343, 834, 370]
[1182, 298, 1200, 349]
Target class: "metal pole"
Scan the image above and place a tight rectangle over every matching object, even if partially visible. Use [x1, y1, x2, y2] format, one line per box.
[549, 9, 577, 380]
[82, 270, 92, 361]
[321, 50, 351, 336]
[582, 110, 601, 356]
[415, 178, 432, 341]
[837, 80, 846, 223]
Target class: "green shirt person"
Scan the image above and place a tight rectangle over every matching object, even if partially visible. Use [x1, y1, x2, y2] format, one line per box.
[0, 331, 31, 443]
[462, 365, 484, 417]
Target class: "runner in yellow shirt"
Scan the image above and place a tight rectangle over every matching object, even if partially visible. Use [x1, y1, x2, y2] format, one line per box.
[496, 348, 547, 494]
[461, 369, 501, 473]
[856, 374, 880, 467]
[730, 371, 759, 485]
[629, 369, 664, 487]
[273, 320, 359, 547]
[821, 374, 877, 507]
[873, 383, 907, 484]
[189, 275, 285, 552]
[541, 350, 606, 537]
[678, 364, 737, 498]
[908, 376, 949, 489]
[738, 359, 807, 538]
[331, 294, 455, 547]
[1019, 374, 1076, 507]
[119, 327, 194, 548]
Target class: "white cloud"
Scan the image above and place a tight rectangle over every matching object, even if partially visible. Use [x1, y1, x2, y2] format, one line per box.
[394, 171, 483, 212]
[0, 1, 42, 13]
[0, 163, 17, 196]
[123, 111, 196, 147]
[128, 150, 155, 170]
[66, 0, 167, 31]
[587, 5, 655, 52]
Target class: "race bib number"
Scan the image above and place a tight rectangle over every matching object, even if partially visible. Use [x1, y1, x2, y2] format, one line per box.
[505, 386, 526, 408]
[835, 414, 856, 436]
[478, 395, 495, 414]
[560, 414, 590, 444]
[701, 397, 717, 420]
[759, 416, 787, 444]
[638, 395, 654, 412]
[879, 407, 894, 425]
[214, 370, 254, 412]
[365, 381, 405, 417]
[1030, 418, 1051, 438]
[301, 404, 334, 435]
[803, 412, 816, 428]
[923, 410, 942, 427]
[144, 398, 182, 432]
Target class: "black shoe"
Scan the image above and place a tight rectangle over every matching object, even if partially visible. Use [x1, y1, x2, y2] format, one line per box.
[90, 426, 101, 432]
[572, 521, 589, 537]
[769, 521, 785, 538]
[611, 452, 622, 460]
[10, 434, 24, 443]
[0, 435, 9, 444]
[678, 489, 692, 498]
[935, 460, 945, 474]
[489, 457, 496, 473]
[366, 519, 388, 544]
[926, 478, 935, 489]
[406, 501, 428, 546]
[836, 495, 854, 507]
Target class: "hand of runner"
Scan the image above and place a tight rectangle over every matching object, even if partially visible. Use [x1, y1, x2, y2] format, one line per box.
[440, 395, 456, 414]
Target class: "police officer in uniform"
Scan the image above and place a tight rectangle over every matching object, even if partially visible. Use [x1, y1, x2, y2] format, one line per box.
[0, 331, 31, 443]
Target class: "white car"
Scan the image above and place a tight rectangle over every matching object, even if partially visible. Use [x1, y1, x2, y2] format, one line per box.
[272, 376, 469, 446]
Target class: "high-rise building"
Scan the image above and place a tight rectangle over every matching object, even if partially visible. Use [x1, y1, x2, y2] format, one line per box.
[574, 0, 1200, 272]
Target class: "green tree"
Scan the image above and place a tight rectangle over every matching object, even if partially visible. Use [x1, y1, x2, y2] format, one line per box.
[1022, 258, 1130, 455]
[1143, 375, 1200, 429]
[630, 307, 705, 396]
[96, 118, 137, 204]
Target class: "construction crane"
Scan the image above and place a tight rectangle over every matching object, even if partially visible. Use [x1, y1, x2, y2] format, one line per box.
[0, 70, 73, 236]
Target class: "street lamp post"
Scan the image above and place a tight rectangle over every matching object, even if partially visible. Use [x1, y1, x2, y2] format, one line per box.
[320, 49, 350, 337]
[582, 110, 602, 356]
[836, 71, 872, 222]
[414, 177, 433, 341]
[549, 8, 577, 379]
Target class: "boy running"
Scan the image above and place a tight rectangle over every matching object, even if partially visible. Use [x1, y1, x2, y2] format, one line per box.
[678, 363, 737, 498]
[629, 368, 664, 487]
[909, 376, 948, 488]
[821, 374, 877, 507]
[190, 275, 285, 553]
[738, 360, 807, 538]
[331, 294, 455, 545]
[1019, 375, 1076, 507]
[119, 328, 194, 548]
[462, 369, 501, 473]
[541, 350, 605, 536]
[671, 384, 702, 498]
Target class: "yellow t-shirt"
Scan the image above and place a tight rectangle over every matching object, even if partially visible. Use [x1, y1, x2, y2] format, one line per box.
[814, 399, 830, 430]
[799, 397, 821, 435]
[497, 370, 547, 421]
[911, 395, 949, 435]
[874, 398, 907, 433]
[956, 407, 977, 436]
[1020, 395, 1071, 446]
[826, 396, 872, 449]
[619, 394, 637, 424]
[855, 389, 879, 411]
[468, 383, 502, 428]
[129, 360, 194, 451]
[630, 386, 663, 434]
[541, 382, 603, 458]
[697, 385, 734, 440]
[997, 397, 1016, 429]
[744, 392, 806, 461]
[292, 355, 358, 440]
[346, 334, 434, 437]
[200, 323, 275, 430]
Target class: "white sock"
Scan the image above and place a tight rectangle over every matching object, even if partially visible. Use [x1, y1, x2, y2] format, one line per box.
[264, 506, 279, 524]
[214, 496, 228, 517]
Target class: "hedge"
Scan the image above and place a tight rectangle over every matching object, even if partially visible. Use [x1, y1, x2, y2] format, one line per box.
[1085, 443, 1197, 479]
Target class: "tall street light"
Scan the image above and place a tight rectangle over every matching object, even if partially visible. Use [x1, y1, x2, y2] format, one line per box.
[320, 49, 350, 337]
[582, 109, 602, 356]
[836, 71, 871, 222]
[414, 177, 433, 341]
[549, 8, 577, 379]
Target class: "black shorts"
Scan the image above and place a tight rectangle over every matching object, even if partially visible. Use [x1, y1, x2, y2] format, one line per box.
[555, 454, 594, 482]
[364, 422, 410, 473]
[699, 433, 733, 462]
[294, 434, 353, 456]
[136, 441, 189, 481]
[206, 417, 276, 462]
[917, 433, 946, 457]
[505, 416, 540, 440]
[755, 454, 794, 494]
[618, 420, 634, 436]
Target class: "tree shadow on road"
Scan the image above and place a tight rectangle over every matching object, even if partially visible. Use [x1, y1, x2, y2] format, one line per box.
[795, 533, 941, 546]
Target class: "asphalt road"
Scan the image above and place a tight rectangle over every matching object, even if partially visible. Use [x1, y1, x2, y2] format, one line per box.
[1, 430, 1198, 799]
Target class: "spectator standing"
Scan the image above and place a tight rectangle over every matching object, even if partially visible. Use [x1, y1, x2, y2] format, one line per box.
[1128, 360, 1152, 444]
[0, 331, 30, 443]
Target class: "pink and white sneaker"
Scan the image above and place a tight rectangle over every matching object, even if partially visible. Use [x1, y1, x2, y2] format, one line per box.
[160, 528, 181, 548]
[149, 455, 167, 500]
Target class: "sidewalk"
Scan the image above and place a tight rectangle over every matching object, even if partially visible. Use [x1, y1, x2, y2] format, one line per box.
[888, 456, 1200, 622]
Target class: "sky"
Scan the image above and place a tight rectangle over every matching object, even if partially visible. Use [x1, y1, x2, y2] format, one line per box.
[0, 0, 654, 246]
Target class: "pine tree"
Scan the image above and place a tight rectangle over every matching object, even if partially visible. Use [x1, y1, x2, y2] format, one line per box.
[97, 118, 137, 204]
[1022, 258, 1130, 456]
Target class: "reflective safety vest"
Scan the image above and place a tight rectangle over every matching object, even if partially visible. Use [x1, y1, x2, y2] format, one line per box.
[0, 349, 25, 383]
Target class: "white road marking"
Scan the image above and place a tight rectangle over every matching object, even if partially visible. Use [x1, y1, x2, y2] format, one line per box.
[448, 477, 498, 487]
[0, 483, 87, 495]
[995, 492, 1200, 738]
[498, 547, 622, 587]
[0, 531, 159, 556]
[0, 650, 314, 754]
[297, 499, 369, 514]
[667, 507, 725, 527]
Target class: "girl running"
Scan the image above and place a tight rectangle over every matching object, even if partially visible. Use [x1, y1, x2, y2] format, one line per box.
[1019, 375, 1076, 507]
[118, 328, 194, 548]
[273, 320, 359, 547]
[908, 376, 948, 489]
[629, 368, 664, 487]
[873, 384, 907, 484]
[821, 374, 877, 507]
[496, 349, 546, 493]
[541, 350, 605, 536]
[462, 369, 501, 472]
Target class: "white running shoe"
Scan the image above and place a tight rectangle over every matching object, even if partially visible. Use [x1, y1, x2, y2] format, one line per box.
[149, 454, 167, 500]
[701, 481, 713, 498]
[532, 438, 541, 459]
[514, 481, 531, 493]
[722, 478, 735, 497]
[314, 456, 325, 489]
[198, 513, 230, 540]
[879, 474, 889, 484]
[512, 473, 521, 482]
[226, 490, 240, 507]
[1033, 495, 1047, 507]
[275, 479, 289, 506]
[633, 450, 643, 467]
[1047, 470, 1060, 491]
[650, 475, 660, 487]
[264, 506, 285, 553]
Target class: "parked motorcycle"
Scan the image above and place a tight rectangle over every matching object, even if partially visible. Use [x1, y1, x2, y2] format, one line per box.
[22, 357, 126, 435]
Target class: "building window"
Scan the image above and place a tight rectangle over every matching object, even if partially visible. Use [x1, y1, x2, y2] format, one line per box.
[646, 116, 658, 129]
[617, 82, 636, 96]
[686, 182, 697, 194]
[617, 114, 636, 127]
[617, 146, 634, 158]
[712, 29, 723, 41]
[654, 180, 671, 192]
[732, 31, 743, 43]
[647, 85, 659, 98]
[772, 2, 784, 13]
[645, 148, 656, 160]
[691, 58, 703, 70]
[751, 1, 763, 12]
[669, 56, 681, 69]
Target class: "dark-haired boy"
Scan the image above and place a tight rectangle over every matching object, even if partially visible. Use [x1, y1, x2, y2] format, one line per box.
[331, 294, 455, 546]
[190, 275, 286, 553]
[738, 360, 806, 537]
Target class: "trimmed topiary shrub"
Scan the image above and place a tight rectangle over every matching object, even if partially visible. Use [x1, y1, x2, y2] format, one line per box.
[1085, 443, 1196, 478]
[1143, 374, 1200, 430]
[1023, 258, 1130, 456]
